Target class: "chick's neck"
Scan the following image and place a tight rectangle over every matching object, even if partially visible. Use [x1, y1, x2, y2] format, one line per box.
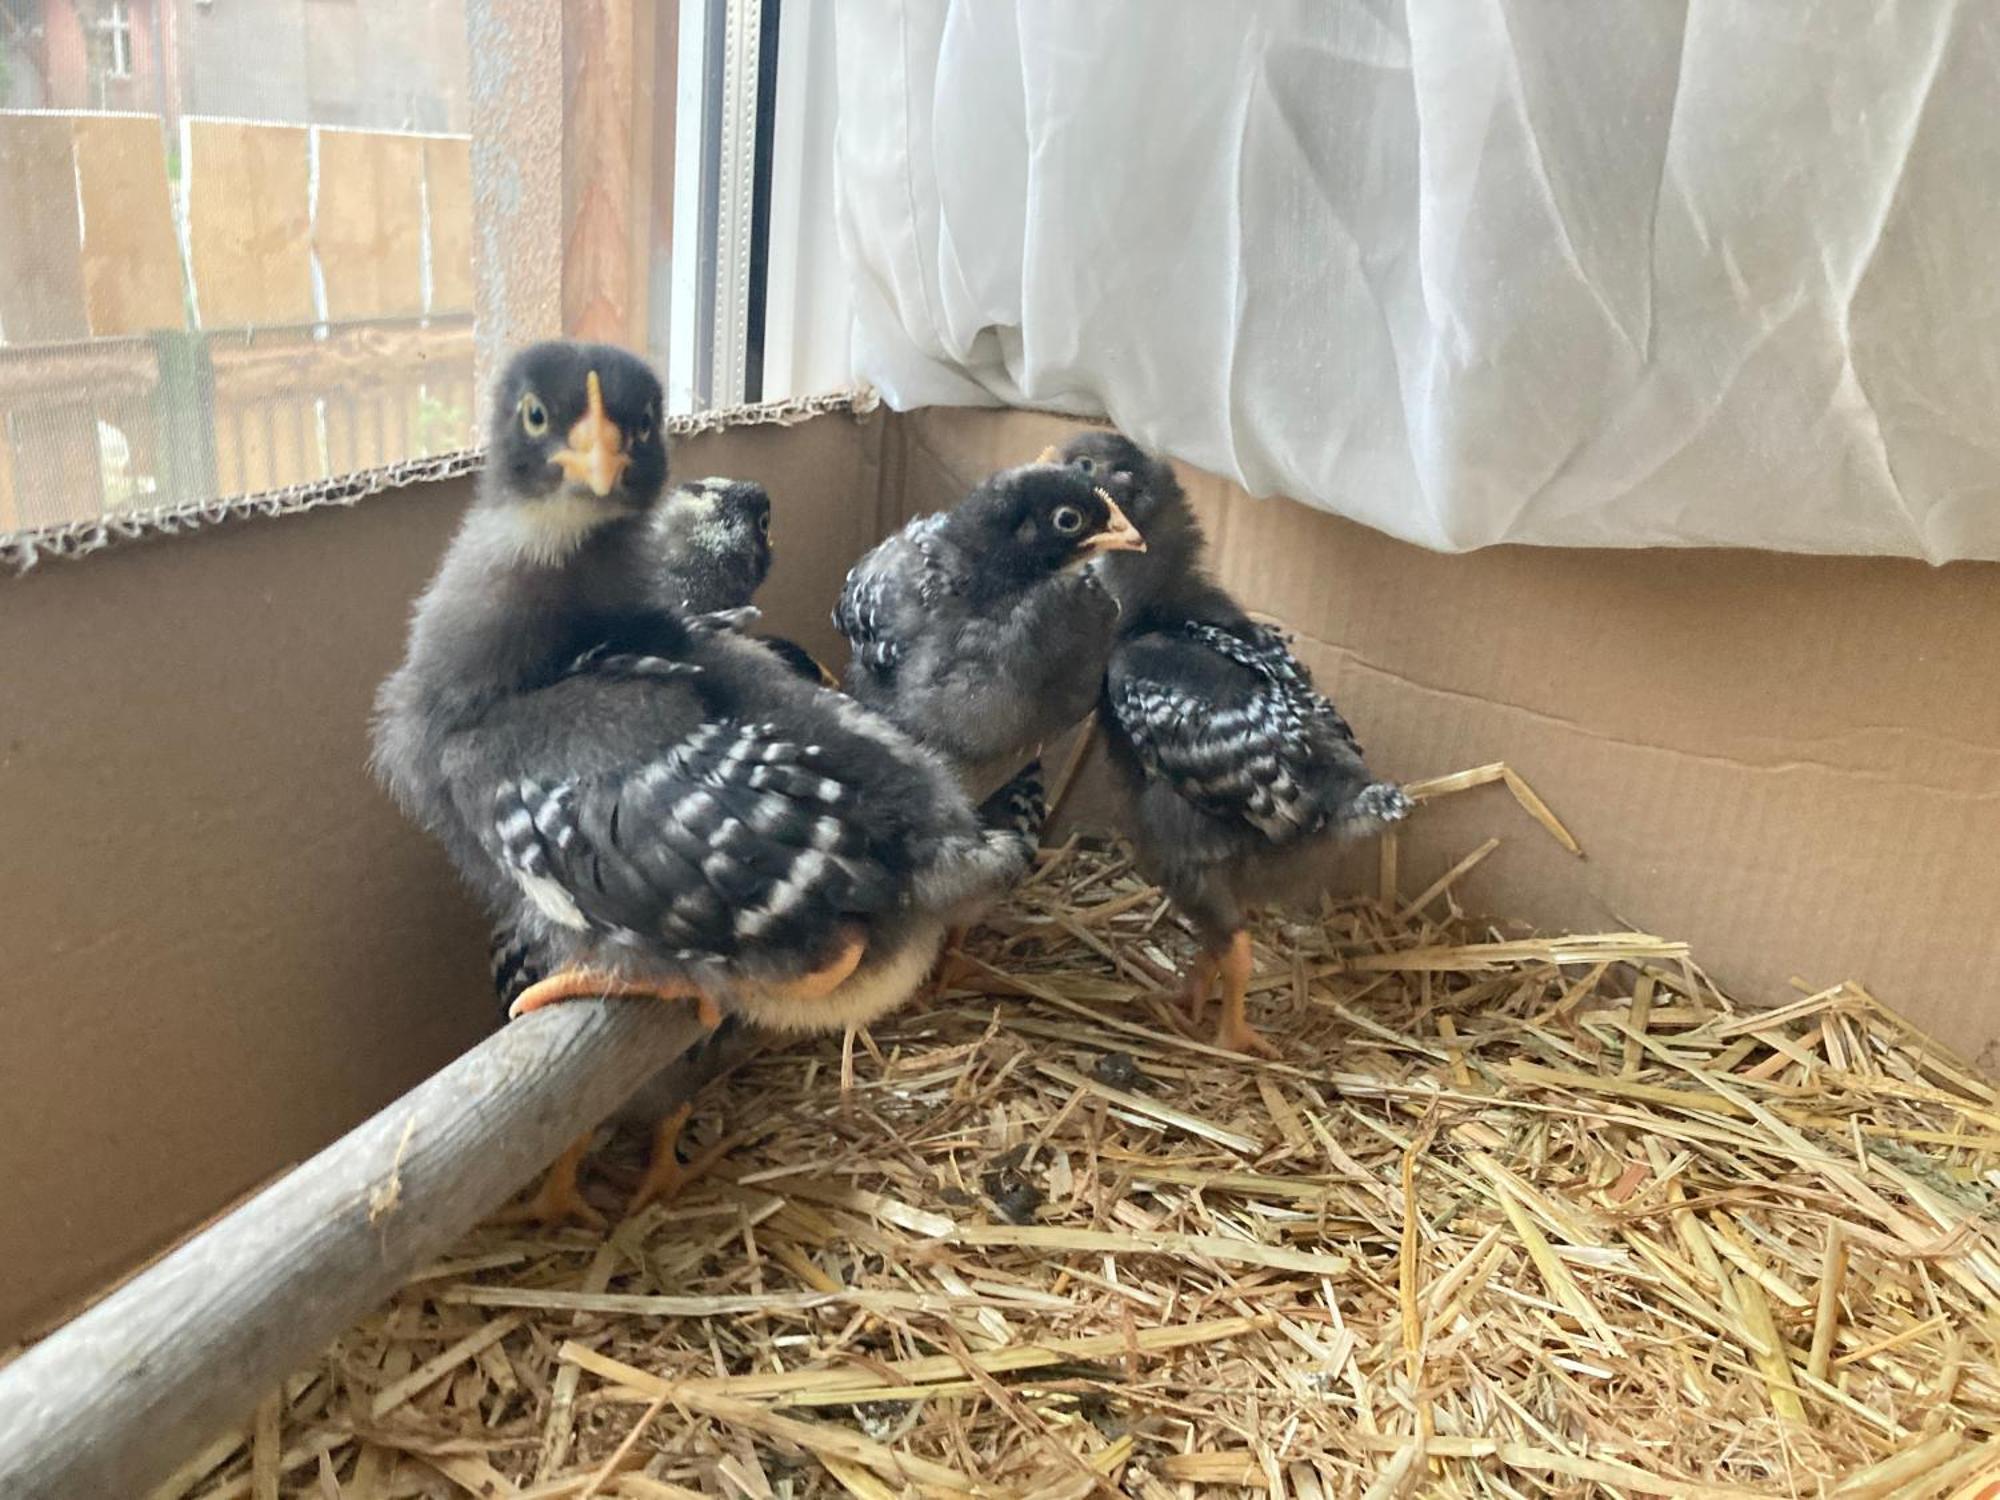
[1098, 490, 1239, 634]
[406, 502, 658, 724]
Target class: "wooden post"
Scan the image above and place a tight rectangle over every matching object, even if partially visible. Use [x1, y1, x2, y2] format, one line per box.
[467, 0, 561, 411]
[0, 1000, 714, 1500]
[562, 0, 655, 345]
[470, 0, 657, 414]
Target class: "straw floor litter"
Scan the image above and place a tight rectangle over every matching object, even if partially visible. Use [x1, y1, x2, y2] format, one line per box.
[166, 770, 2000, 1500]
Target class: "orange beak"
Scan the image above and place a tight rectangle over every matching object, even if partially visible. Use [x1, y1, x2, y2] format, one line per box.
[1081, 490, 1145, 553]
[550, 370, 630, 496]
[1036, 445, 1062, 464]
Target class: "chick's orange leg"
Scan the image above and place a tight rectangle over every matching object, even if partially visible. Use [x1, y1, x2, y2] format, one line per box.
[490, 1134, 606, 1230]
[1179, 948, 1220, 1026]
[1216, 929, 1280, 1059]
[624, 1102, 694, 1217]
[508, 966, 722, 1029]
[765, 928, 866, 1002]
[925, 924, 975, 997]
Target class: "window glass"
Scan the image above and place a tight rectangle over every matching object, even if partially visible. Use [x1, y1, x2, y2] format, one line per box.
[0, 0, 472, 538]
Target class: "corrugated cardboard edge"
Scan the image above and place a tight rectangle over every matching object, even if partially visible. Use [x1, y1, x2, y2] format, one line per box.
[0, 386, 881, 575]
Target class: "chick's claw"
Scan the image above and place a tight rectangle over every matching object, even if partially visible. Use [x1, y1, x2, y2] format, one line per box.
[766, 929, 866, 1003]
[1178, 949, 1220, 1026]
[507, 966, 722, 1029]
[490, 1135, 606, 1231]
[1215, 930, 1280, 1059]
[624, 1103, 694, 1218]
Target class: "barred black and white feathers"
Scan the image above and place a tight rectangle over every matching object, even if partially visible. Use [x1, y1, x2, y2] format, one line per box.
[481, 498, 837, 1017]
[978, 757, 1048, 849]
[432, 601, 1027, 1033]
[833, 513, 950, 681]
[489, 925, 540, 1013]
[1107, 620, 1397, 844]
[832, 467, 1143, 778]
[488, 718, 897, 972]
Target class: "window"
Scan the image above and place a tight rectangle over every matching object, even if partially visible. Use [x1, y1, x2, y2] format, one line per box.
[0, 0, 474, 548]
[0, 0, 852, 561]
[660, 0, 847, 415]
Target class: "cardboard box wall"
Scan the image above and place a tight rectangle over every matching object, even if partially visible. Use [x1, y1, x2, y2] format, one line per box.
[3, 404, 1995, 1345]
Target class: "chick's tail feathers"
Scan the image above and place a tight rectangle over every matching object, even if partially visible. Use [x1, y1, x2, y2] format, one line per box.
[1345, 779, 1413, 831]
[489, 925, 541, 1016]
[979, 756, 1048, 849]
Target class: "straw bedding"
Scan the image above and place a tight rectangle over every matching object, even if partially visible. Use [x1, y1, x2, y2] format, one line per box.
[164, 770, 2000, 1500]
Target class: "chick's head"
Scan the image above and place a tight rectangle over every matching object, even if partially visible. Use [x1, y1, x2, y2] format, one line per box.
[652, 477, 774, 611]
[487, 341, 669, 513]
[963, 464, 1145, 589]
[1051, 430, 1178, 529]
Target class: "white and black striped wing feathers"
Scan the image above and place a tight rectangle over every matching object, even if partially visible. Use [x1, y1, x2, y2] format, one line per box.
[1105, 621, 1367, 844]
[489, 719, 900, 965]
[833, 515, 953, 681]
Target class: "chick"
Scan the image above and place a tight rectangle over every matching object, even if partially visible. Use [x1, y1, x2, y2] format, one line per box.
[372, 340, 1043, 1224]
[1060, 431, 1411, 1057]
[650, 475, 839, 687]
[650, 476, 772, 612]
[480, 471, 835, 1221]
[832, 463, 1141, 986]
[833, 464, 1145, 784]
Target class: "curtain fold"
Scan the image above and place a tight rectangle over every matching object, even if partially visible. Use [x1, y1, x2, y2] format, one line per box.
[831, 0, 2000, 560]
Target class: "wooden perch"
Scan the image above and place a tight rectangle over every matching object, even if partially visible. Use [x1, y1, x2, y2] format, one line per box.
[0, 999, 719, 1500]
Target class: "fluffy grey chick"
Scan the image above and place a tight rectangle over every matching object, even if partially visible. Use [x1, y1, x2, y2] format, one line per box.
[649, 476, 773, 613]
[488, 474, 822, 1025]
[481, 471, 833, 1220]
[649, 475, 839, 686]
[1060, 430, 1412, 1057]
[488, 472, 837, 1019]
[833, 464, 1145, 787]
[373, 340, 1043, 1224]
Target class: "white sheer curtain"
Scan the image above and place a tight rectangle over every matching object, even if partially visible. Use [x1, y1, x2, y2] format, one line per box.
[829, 1, 2000, 560]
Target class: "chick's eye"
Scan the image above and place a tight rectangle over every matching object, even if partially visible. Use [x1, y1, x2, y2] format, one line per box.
[756, 510, 771, 538]
[1051, 504, 1084, 535]
[1074, 456, 1096, 474]
[634, 409, 655, 443]
[518, 392, 548, 436]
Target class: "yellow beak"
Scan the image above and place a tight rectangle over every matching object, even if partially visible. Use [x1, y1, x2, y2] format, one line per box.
[1081, 491, 1146, 553]
[1036, 445, 1062, 464]
[551, 370, 630, 497]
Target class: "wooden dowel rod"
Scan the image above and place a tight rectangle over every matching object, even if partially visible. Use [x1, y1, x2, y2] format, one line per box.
[0, 1000, 717, 1500]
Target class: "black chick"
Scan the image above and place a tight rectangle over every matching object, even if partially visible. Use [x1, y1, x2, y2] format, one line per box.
[481, 470, 839, 1219]
[833, 464, 1145, 786]
[1060, 430, 1411, 1057]
[649, 475, 840, 686]
[650, 476, 774, 613]
[373, 340, 1043, 1220]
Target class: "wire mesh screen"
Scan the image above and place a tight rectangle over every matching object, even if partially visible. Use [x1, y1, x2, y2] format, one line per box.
[0, 1, 473, 542]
